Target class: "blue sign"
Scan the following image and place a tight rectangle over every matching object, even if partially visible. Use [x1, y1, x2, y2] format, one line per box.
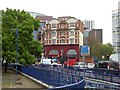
[80, 45, 90, 55]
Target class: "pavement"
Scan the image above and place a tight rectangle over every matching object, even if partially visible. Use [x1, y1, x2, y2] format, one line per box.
[1, 69, 47, 89]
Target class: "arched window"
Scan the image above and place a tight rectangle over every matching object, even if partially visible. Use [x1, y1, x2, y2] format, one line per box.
[49, 50, 58, 55]
[67, 49, 77, 58]
[67, 49, 77, 55]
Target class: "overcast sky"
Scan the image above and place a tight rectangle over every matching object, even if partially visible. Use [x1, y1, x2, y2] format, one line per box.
[0, 0, 119, 44]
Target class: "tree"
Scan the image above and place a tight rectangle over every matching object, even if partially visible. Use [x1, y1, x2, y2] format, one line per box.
[100, 43, 114, 60]
[2, 8, 42, 72]
[90, 43, 114, 60]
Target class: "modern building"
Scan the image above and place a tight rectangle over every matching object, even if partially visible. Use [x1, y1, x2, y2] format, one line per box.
[83, 29, 102, 45]
[88, 29, 103, 44]
[83, 20, 95, 45]
[112, 1, 120, 62]
[26, 11, 46, 18]
[112, 10, 120, 54]
[82, 20, 95, 30]
[83, 29, 91, 45]
[43, 16, 84, 61]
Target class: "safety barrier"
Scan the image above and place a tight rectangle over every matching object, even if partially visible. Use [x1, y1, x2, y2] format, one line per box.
[11, 64, 120, 89]
[85, 79, 120, 89]
[32, 64, 120, 84]
[75, 68, 120, 84]
[14, 65, 85, 89]
[86, 68, 120, 75]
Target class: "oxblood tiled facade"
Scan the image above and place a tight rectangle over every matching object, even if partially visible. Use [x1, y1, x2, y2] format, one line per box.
[43, 16, 84, 61]
[44, 44, 80, 61]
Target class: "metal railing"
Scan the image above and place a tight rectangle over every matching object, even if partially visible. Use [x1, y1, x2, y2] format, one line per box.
[85, 79, 120, 89]
[32, 64, 120, 84]
[11, 64, 120, 89]
[14, 65, 84, 89]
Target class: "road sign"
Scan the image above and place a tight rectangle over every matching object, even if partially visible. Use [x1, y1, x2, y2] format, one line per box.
[80, 45, 90, 55]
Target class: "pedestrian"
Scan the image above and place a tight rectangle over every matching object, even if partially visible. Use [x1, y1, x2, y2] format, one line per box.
[64, 61, 67, 68]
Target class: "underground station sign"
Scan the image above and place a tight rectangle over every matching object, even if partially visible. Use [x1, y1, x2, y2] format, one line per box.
[80, 45, 90, 55]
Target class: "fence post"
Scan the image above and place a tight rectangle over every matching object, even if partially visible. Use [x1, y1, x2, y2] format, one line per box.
[79, 70, 80, 76]
[72, 74, 74, 84]
[110, 75, 112, 82]
[58, 72, 60, 85]
[95, 73, 97, 79]
[102, 74, 104, 80]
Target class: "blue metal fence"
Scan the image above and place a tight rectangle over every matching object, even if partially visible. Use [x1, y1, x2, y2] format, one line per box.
[11, 64, 120, 89]
[32, 65, 120, 84]
[15, 65, 85, 89]
[49, 79, 84, 90]
[86, 80, 120, 89]
[78, 68, 120, 84]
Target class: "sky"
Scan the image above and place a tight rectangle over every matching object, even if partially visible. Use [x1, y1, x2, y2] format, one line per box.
[0, 0, 120, 44]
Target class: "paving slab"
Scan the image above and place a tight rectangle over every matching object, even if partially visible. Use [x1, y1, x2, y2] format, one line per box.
[1, 69, 47, 89]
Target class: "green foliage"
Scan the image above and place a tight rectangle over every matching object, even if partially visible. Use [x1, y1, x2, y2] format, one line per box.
[91, 43, 114, 60]
[34, 19, 40, 30]
[2, 8, 42, 65]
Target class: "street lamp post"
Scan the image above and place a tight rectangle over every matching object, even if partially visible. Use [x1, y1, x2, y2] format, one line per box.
[83, 53, 85, 80]
[16, 28, 18, 79]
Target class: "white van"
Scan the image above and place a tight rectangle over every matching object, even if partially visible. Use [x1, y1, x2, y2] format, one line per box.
[41, 59, 52, 65]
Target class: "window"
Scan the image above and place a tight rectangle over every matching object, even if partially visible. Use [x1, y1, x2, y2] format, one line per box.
[70, 31, 74, 36]
[61, 39, 65, 43]
[51, 39, 56, 44]
[51, 24, 57, 28]
[69, 22, 75, 27]
[61, 32, 64, 36]
[70, 38, 74, 44]
[51, 31, 56, 36]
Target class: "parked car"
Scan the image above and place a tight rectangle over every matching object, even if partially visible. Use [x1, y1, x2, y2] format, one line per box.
[51, 62, 62, 67]
[97, 60, 119, 69]
[88, 63, 95, 68]
[73, 62, 88, 69]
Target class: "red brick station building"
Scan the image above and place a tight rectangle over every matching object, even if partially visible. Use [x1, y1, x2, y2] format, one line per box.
[42, 16, 84, 62]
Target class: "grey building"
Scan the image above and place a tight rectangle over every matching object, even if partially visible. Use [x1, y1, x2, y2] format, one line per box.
[26, 11, 46, 18]
[83, 29, 90, 45]
[89, 29, 103, 44]
[83, 29, 103, 45]
[111, 1, 120, 63]
[112, 1, 120, 54]
[83, 20, 95, 30]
